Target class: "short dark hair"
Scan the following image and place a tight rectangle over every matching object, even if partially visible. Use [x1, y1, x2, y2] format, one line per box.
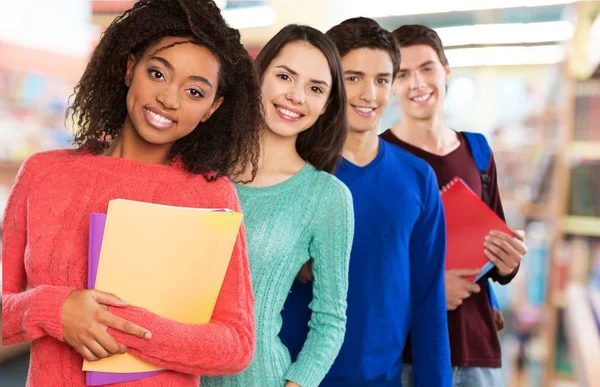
[326, 17, 400, 77]
[69, 0, 261, 182]
[254, 24, 347, 174]
[392, 24, 448, 66]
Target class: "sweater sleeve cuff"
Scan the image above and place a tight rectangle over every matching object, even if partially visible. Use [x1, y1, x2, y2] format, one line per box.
[29, 285, 77, 341]
[490, 263, 519, 285]
[284, 356, 327, 387]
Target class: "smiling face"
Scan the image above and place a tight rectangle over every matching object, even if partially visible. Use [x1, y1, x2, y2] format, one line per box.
[341, 47, 394, 133]
[393, 44, 450, 122]
[260, 40, 332, 140]
[122, 36, 224, 149]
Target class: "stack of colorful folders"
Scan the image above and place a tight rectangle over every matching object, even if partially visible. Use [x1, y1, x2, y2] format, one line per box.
[84, 199, 243, 385]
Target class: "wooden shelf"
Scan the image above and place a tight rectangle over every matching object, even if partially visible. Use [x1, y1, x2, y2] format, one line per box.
[569, 141, 600, 160]
[564, 284, 600, 387]
[563, 216, 600, 237]
[521, 202, 551, 220]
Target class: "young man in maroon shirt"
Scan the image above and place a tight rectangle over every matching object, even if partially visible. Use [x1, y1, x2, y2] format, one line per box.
[380, 25, 528, 387]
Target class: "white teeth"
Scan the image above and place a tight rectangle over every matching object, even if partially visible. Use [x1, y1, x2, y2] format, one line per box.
[355, 106, 375, 113]
[146, 109, 174, 123]
[412, 94, 430, 102]
[277, 106, 301, 118]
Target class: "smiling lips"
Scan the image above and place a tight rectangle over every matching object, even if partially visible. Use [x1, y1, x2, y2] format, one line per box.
[144, 107, 177, 129]
[275, 104, 304, 122]
[351, 105, 376, 118]
[410, 92, 433, 104]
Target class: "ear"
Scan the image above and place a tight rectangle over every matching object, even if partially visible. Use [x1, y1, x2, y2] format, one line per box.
[201, 97, 224, 122]
[125, 54, 136, 87]
[443, 64, 451, 83]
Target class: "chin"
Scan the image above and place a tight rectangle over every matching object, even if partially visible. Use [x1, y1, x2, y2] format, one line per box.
[350, 118, 378, 132]
[413, 114, 434, 121]
[404, 109, 434, 121]
[266, 122, 306, 139]
[136, 128, 176, 146]
[349, 125, 376, 134]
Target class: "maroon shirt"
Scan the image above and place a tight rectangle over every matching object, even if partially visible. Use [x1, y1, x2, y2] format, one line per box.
[380, 129, 518, 368]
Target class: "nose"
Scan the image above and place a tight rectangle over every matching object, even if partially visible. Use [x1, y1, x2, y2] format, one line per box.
[286, 84, 306, 105]
[409, 71, 426, 90]
[359, 81, 376, 103]
[156, 85, 180, 110]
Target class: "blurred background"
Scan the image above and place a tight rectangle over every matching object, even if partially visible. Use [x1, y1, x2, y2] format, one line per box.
[1, 1, 599, 386]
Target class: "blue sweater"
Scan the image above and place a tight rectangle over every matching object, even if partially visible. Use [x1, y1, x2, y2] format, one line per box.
[279, 138, 451, 386]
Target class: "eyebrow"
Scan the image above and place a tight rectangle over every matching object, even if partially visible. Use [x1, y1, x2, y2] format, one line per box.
[398, 61, 435, 73]
[276, 65, 330, 88]
[419, 60, 435, 68]
[345, 70, 393, 78]
[344, 70, 364, 76]
[149, 56, 213, 88]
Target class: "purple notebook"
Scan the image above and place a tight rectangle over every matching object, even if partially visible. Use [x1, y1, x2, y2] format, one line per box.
[86, 213, 163, 386]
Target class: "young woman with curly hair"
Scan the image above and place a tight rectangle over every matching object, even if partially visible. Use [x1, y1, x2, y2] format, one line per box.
[1, 1, 261, 386]
[203, 24, 354, 387]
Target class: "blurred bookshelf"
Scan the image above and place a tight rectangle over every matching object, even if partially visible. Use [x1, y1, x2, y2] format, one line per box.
[493, 2, 600, 387]
[0, 37, 85, 367]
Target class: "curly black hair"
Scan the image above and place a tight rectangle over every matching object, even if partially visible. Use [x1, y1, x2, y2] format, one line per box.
[68, 0, 261, 181]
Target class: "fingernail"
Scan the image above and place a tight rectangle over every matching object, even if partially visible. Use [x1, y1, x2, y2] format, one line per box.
[119, 299, 130, 305]
[144, 332, 152, 339]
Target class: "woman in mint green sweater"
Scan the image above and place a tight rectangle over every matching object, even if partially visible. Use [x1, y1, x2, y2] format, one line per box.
[202, 25, 354, 387]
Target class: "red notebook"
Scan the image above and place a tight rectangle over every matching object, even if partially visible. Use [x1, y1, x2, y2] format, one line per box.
[441, 177, 513, 282]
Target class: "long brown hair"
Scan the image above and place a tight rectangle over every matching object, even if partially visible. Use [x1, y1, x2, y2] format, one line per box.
[254, 24, 348, 173]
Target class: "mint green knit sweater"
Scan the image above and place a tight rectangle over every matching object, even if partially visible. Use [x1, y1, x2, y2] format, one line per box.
[203, 163, 354, 387]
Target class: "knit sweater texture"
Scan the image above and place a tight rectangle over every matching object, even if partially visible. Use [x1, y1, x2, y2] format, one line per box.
[1, 149, 255, 387]
[203, 163, 354, 387]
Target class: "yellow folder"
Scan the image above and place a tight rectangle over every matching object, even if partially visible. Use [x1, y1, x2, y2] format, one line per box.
[82, 199, 243, 373]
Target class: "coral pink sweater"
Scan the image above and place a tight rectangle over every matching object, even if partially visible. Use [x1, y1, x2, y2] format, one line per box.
[1, 149, 255, 387]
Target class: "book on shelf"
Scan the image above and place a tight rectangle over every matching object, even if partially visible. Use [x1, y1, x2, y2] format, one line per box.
[568, 161, 600, 217]
[574, 80, 600, 142]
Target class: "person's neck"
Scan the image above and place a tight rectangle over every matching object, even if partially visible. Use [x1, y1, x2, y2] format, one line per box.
[104, 121, 172, 165]
[391, 112, 459, 156]
[342, 127, 380, 167]
[239, 124, 306, 187]
[260, 127, 305, 172]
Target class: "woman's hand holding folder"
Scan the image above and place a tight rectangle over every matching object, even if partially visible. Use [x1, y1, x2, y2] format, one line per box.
[61, 289, 151, 362]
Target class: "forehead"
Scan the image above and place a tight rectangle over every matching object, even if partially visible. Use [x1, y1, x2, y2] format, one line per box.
[342, 48, 394, 75]
[144, 37, 220, 74]
[270, 41, 332, 83]
[399, 44, 442, 69]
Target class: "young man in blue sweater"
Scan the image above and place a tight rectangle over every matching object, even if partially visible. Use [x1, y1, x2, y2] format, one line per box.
[279, 17, 452, 387]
